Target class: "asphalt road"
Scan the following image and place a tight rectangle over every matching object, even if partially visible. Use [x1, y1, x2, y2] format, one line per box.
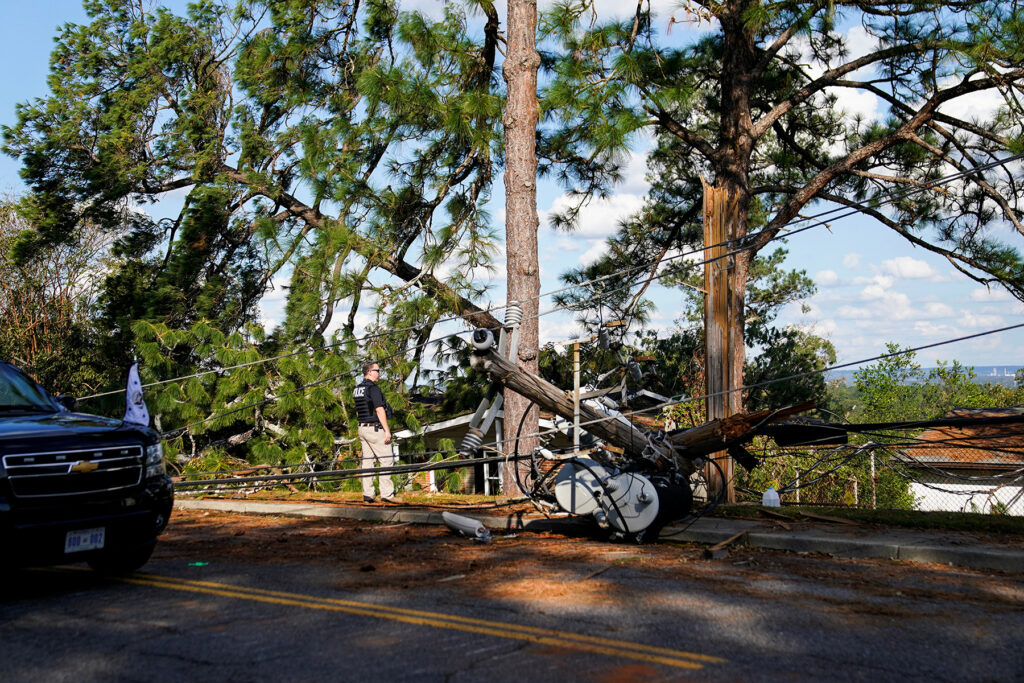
[2, 509, 1022, 681]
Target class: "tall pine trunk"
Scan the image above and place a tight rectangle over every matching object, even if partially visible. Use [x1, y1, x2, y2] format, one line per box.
[501, 0, 541, 493]
[711, 2, 757, 496]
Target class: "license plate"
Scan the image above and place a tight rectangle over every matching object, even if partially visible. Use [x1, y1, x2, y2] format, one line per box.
[65, 527, 105, 553]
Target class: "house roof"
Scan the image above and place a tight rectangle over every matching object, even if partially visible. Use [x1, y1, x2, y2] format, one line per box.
[901, 407, 1024, 470]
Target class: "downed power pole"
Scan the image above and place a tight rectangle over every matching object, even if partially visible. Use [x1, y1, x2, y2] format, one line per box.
[465, 328, 812, 540]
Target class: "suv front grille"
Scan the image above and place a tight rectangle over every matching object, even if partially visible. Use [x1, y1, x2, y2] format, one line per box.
[2, 445, 143, 497]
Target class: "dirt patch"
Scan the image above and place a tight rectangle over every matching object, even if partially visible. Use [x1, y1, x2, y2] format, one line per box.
[156, 508, 1024, 616]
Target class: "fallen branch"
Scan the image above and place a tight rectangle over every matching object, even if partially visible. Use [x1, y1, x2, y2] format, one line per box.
[799, 511, 861, 526]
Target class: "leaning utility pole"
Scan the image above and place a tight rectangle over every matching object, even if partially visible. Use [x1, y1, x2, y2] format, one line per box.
[702, 179, 739, 503]
[502, 0, 542, 493]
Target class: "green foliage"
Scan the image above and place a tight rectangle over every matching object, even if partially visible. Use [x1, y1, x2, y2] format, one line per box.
[3, 0, 506, 407]
[744, 328, 837, 412]
[756, 345, 1024, 512]
[850, 345, 1024, 424]
[131, 313, 441, 473]
[735, 440, 917, 511]
[0, 0, 515, 474]
[539, 0, 1024, 420]
[424, 334, 491, 418]
[0, 195, 119, 394]
[626, 248, 832, 413]
[430, 437, 464, 493]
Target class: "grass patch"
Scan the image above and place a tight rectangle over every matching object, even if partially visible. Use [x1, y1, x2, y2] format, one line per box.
[714, 503, 1024, 535]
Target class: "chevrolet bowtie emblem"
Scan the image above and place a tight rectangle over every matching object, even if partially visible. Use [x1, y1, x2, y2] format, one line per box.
[70, 460, 99, 474]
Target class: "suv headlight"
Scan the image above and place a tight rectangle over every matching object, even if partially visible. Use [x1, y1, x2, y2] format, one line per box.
[145, 442, 165, 478]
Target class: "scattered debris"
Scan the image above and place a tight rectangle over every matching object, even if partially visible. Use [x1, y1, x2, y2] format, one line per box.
[760, 508, 793, 530]
[467, 332, 816, 541]
[442, 511, 492, 542]
[800, 511, 861, 526]
[437, 574, 467, 583]
[580, 567, 610, 581]
[703, 530, 748, 560]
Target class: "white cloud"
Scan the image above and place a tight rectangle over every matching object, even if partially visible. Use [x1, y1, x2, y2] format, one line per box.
[959, 310, 1005, 329]
[859, 277, 897, 299]
[830, 87, 879, 120]
[938, 87, 1005, 123]
[577, 239, 610, 265]
[882, 256, 936, 280]
[966, 335, 1003, 353]
[435, 240, 508, 285]
[843, 26, 878, 64]
[836, 305, 873, 320]
[914, 321, 955, 338]
[580, 0, 689, 22]
[881, 292, 912, 318]
[618, 149, 652, 195]
[970, 287, 1012, 302]
[922, 302, 955, 318]
[828, 280, 957, 323]
[802, 318, 837, 337]
[258, 274, 291, 329]
[541, 193, 645, 238]
[843, 252, 861, 270]
[815, 269, 839, 286]
[539, 316, 587, 345]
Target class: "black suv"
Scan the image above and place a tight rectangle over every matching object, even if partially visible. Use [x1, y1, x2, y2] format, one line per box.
[0, 362, 173, 573]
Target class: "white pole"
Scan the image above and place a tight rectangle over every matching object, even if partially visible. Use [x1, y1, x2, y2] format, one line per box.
[870, 451, 877, 510]
[573, 341, 581, 455]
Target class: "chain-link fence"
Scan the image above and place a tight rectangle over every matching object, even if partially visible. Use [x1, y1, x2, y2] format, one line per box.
[732, 411, 1024, 515]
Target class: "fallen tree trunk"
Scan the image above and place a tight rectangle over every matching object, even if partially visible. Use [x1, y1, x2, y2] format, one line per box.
[666, 402, 815, 460]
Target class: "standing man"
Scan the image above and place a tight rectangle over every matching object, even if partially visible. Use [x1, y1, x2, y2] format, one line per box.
[354, 361, 396, 503]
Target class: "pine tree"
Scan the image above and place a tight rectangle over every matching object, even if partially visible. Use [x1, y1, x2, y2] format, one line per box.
[502, 0, 542, 492]
[2, 0, 509, 467]
[3, 0, 505, 361]
[541, 0, 1024, 410]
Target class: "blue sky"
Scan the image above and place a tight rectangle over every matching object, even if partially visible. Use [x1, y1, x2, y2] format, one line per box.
[2, 1, 1022, 372]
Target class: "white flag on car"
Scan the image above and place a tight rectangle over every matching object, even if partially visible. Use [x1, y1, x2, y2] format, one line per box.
[123, 363, 150, 426]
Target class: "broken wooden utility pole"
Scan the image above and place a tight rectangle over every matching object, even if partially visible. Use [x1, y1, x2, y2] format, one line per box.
[468, 328, 812, 539]
[469, 331, 658, 463]
[702, 178, 741, 503]
[469, 329, 813, 473]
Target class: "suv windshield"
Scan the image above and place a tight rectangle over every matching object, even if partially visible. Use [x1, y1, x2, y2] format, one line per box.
[0, 363, 59, 412]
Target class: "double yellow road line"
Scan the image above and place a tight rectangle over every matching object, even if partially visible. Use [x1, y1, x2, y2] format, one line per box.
[120, 572, 724, 671]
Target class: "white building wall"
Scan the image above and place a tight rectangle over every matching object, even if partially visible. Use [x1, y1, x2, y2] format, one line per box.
[911, 476, 1024, 516]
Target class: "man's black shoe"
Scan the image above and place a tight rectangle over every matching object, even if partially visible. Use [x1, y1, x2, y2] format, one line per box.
[363, 495, 376, 503]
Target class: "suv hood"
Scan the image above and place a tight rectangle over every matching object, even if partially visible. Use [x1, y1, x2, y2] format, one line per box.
[0, 412, 157, 454]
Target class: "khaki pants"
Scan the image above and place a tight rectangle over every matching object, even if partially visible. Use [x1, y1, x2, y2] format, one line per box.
[358, 424, 394, 499]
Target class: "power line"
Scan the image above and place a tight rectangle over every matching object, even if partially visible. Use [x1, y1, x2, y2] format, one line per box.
[169, 318, 1024, 481]
[109, 235, 786, 437]
[79, 150, 1024, 403]
[454, 321, 1024, 452]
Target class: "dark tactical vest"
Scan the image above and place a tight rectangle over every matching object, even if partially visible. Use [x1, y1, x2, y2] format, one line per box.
[354, 378, 392, 424]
